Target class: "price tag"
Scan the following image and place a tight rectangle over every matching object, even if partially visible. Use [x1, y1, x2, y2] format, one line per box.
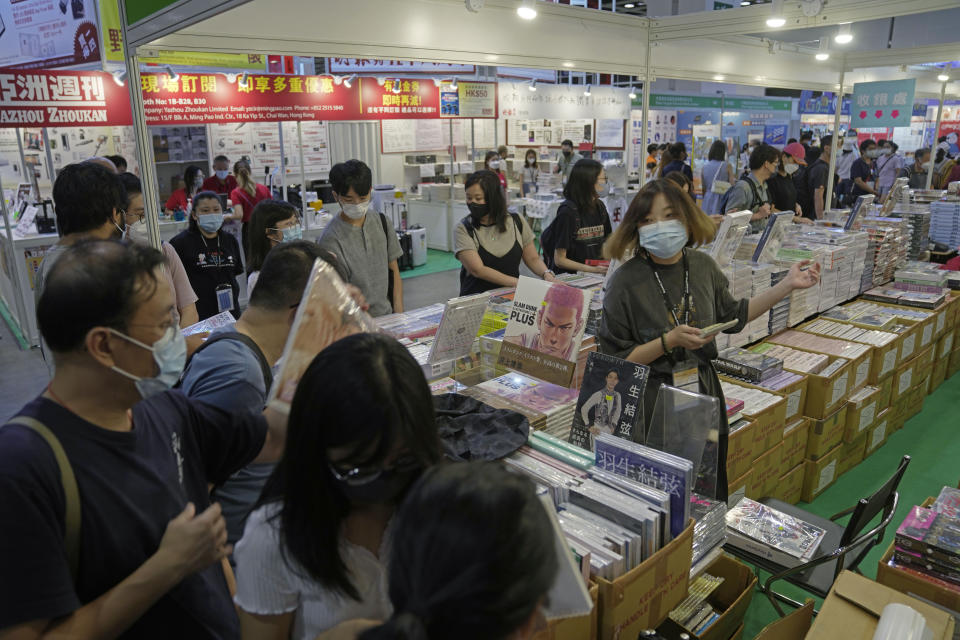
[898, 369, 913, 395]
[882, 350, 897, 376]
[858, 403, 876, 433]
[817, 460, 837, 493]
[831, 373, 849, 407]
[786, 390, 801, 420]
[671, 360, 700, 393]
[902, 334, 916, 360]
[870, 421, 887, 451]
[922, 324, 933, 347]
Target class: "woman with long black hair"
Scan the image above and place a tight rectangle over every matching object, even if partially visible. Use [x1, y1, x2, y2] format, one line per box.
[455, 170, 554, 295]
[169, 191, 244, 320]
[551, 158, 612, 275]
[164, 164, 204, 216]
[246, 199, 302, 293]
[234, 333, 442, 640]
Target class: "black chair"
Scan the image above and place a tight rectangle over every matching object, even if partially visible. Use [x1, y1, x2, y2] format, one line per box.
[724, 454, 910, 617]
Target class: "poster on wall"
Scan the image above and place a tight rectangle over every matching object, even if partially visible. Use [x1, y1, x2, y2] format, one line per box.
[0, 129, 25, 184]
[507, 119, 594, 148]
[438, 81, 497, 119]
[763, 124, 787, 146]
[282, 121, 331, 177]
[596, 119, 625, 149]
[499, 82, 630, 121]
[47, 126, 116, 170]
[0, 0, 100, 70]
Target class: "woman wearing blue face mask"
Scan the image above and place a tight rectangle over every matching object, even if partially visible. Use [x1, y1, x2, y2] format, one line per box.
[170, 191, 244, 320]
[246, 199, 303, 293]
[599, 179, 820, 498]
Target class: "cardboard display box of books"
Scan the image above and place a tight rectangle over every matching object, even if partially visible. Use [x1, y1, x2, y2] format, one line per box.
[715, 346, 809, 425]
[797, 316, 901, 385]
[762, 332, 858, 419]
[877, 491, 960, 613]
[717, 375, 788, 455]
[533, 583, 600, 640]
[656, 554, 757, 640]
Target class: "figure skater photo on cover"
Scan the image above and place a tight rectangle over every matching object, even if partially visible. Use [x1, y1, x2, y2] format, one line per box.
[568, 352, 649, 451]
[580, 369, 622, 437]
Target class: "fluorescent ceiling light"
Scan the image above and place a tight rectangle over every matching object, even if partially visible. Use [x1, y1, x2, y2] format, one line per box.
[938, 74, 950, 82]
[766, 0, 785, 28]
[584, 84, 591, 96]
[517, 0, 537, 20]
[562, 61, 574, 68]
[816, 38, 830, 61]
[740, 1, 750, 4]
[713, 74, 726, 81]
[625, 3, 635, 7]
[835, 23, 853, 44]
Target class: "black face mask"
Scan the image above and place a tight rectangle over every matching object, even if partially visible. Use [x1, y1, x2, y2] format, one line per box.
[563, 150, 572, 158]
[467, 202, 488, 222]
[334, 468, 420, 506]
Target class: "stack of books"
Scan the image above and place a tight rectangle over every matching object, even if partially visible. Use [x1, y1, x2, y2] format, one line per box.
[894, 263, 949, 294]
[669, 572, 726, 636]
[593, 433, 693, 539]
[714, 347, 783, 383]
[754, 370, 805, 393]
[376, 303, 445, 339]
[766, 329, 871, 362]
[725, 498, 828, 567]
[862, 217, 911, 284]
[725, 397, 745, 422]
[768, 267, 791, 334]
[718, 262, 753, 349]
[930, 200, 960, 248]
[718, 381, 783, 418]
[690, 493, 728, 571]
[461, 372, 579, 438]
[894, 499, 960, 587]
[749, 343, 830, 374]
[862, 286, 948, 310]
[800, 319, 899, 351]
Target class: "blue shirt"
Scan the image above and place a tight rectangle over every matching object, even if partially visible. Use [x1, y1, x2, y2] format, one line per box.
[179, 327, 273, 547]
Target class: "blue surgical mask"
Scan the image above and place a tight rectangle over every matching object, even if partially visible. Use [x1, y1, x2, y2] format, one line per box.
[198, 212, 224, 233]
[215, 170, 229, 181]
[281, 224, 302, 242]
[109, 325, 187, 399]
[597, 182, 610, 197]
[638, 220, 689, 259]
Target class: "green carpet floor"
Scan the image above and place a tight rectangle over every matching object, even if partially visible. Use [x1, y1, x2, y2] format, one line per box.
[740, 370, 960, 637]
[400, 249, 461, 280]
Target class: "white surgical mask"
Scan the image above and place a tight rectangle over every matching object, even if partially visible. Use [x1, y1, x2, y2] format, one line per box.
[215, 170, 229, 180]
[784, 163, 799, 175]
[489, 160, 501, 169]
[110, 325, 187, 399]
[341, 200, 370, 220]
[638, 220, 689, 259]
[124, 220, 149, 244]
[921, 161, 932, 170]
[881, 148, 892, 156]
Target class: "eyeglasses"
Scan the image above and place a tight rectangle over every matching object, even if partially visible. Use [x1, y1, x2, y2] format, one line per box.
[328, 453, 421, 486]
[125, 210, 145, 223]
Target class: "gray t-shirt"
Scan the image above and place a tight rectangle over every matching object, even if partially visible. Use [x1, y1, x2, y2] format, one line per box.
[724, 174, 770, 232]
[317, 213, 403, 317]
[178, 326, 272, 547]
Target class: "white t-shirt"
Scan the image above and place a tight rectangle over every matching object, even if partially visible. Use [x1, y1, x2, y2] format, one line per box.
[234, 504, 393, 640]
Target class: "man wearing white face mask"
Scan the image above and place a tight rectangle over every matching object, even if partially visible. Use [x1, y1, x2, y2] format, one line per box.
[318, 159, 403, 317]
[118, 172, 199, 329]
[901, 148, 932, 190]
[0, 240, 289, 638]
[876, 140, 904, 200]
[850, 138, 880, 203]
[201, 155, 238, 195]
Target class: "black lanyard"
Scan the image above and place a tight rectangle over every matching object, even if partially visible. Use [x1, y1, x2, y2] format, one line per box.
[646, 249, 690, 328]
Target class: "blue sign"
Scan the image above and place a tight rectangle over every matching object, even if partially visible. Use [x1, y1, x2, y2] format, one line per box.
[850, 79, 916, 128]
[763, 124, 787, 146]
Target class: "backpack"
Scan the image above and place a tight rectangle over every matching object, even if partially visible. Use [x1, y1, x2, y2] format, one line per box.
[719, 176, 763, 214]
[540, 202, 580, 270]
[179, 331, 274, 393]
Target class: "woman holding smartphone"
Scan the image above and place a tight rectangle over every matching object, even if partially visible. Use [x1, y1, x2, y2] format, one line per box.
[599, 179, 820, 497]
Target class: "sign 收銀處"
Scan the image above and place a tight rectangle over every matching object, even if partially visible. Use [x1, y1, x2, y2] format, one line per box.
[850, 79, 916, 128]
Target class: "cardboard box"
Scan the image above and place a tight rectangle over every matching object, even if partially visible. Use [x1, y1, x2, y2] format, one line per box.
[773, 463, 805, 504]
[930, 360, 948, 393]
[837, 431, 867, 477]
[915, 345, 935, 379]
[718, 377, 788, 456]
[750, 443, 783, 500]
[801, 443, 841, 503]
[727, 469, 751, 508]
[810, 317, 900, 384]
[895, 322, 921, 363]
[842, 385, 879, 443]
[656, 555, 756, 640]
[863, 409, 889, 458]
[723, 373, 808, 425]
[753, 601, 813, 640]
[805, 403, 848, 461]
[535, 582, 598, 640]
[794, 355, 853, 420]
[726, 419, 758, 483]
[808, 571, 955, 640]
[936, 331, 955, 362]
[595, 519, 694, 640]
[780, 417, 810, 471]
[874, 373, 894, 411]
[890, 358, 916, 405]
[950, 349, 960, 378]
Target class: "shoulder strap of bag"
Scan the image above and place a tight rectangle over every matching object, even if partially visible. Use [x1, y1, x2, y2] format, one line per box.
[187, 332, 274, 392]
[7, 416, 80, 583]
[712, 162, 724, 182]
[379, 213, 396, 308]
[746, 176, 763, 209]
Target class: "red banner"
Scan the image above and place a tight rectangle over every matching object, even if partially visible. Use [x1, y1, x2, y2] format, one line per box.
[0, 70, 132, 126]
[141, 72, 363, 125]
[359, 77, 440, 119]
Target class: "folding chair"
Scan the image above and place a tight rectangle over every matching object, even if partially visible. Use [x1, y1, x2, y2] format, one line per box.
[724, 455, 910, 617]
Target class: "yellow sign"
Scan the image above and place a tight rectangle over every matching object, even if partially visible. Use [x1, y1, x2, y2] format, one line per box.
[100, 0, 124, 63]
[141, 51, 267, 70]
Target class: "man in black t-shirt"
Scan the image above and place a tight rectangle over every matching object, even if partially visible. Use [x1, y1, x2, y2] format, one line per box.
[805, 135, 836, 220]
[0, 241, 287, 638]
